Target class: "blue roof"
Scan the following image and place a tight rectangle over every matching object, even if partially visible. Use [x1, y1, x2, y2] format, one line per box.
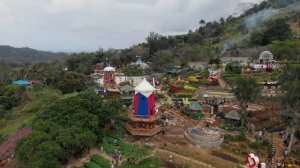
[135, 58, 143, 64]
[13, 80, 32, 85]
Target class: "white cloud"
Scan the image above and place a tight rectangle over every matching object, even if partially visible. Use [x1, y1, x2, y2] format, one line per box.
[0, 0, 263, 52]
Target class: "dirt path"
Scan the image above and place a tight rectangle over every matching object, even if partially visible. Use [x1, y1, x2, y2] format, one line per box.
[271, 135, 284, 165]
[64, 148, 115, 168]
[216, 72, 229, 90]
[154, 148, 216, 168]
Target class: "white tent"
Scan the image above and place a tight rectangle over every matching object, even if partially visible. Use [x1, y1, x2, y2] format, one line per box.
[134, 78, 155, 97]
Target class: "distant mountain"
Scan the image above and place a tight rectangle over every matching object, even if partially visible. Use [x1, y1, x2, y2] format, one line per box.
[0, 45, 67, 65]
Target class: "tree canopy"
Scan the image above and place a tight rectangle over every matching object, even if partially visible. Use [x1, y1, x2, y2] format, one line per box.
[15, 90, 122, 167]
[233, 76, 262, 126]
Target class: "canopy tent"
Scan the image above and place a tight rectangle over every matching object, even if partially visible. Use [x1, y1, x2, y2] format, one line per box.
[13, 80, 32, 85]
[225, 111, 241, 120]
[134, 79, 156, 117]
[120, 84, 134, 92]
[188, 102, 203, 112]
[168, 69, 179, 75]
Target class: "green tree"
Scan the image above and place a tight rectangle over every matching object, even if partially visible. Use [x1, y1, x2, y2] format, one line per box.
[58, 72, 90, 94]
[199, 19, 206, 26]
[279, 64, 300, 154]
[233, 77, 262, 126]
[250, 18, 292, 45]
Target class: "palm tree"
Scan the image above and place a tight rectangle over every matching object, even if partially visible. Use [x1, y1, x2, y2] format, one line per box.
[233, 76, 262, 127]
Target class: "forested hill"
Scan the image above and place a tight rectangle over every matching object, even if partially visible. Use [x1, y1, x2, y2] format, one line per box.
[0, 45, 66, 65]
[59, 0, 300, 74]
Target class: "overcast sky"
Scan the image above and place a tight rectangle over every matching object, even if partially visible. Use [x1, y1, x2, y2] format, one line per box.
[0, 0, 262, 52]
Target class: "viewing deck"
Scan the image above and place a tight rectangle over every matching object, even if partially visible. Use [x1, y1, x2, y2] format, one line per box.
[125, 124, 161, 136]
[127, 113, 161, 122]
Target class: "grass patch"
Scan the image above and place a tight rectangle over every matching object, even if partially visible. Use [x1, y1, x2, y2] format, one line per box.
[90, 154, 110, 168]
[121, 157, 163, 168]
[181, 111, 203, 120]
[84, 161, 101, 168]
[100, 143, 116, 154]
[120, 143, 150, 162]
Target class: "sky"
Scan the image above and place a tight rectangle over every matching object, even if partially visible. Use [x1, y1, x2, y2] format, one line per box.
[0, 0, 262, 52]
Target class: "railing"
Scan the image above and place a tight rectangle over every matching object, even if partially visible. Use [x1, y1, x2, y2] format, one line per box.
[126, 124, 161, 136]
[127, 113, 161, 122]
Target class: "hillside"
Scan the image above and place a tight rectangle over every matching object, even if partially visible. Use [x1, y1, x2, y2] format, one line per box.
[0, 45, 67, 65]
[57, 0, 300, 74]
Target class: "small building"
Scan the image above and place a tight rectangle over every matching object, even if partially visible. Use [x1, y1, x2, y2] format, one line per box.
[254, 51, 274, 64]
[94, 63, 103, 74]
[220, 57, 249, 64]
[30, 80, 42, 85]
[103, 66, 117, 89]
[106, 88, 120, 100]
[120, 84, 135, 101]
[93, 87, 105, 96]
[167, 69, 180, 76]
[188, 61, 208, 70]
[13, 80, 32, 86]
[225, 111, 241, 126]
[126, 79, 161, 136]
[131, 56, 149, 69]
[259, 81, 280, 94]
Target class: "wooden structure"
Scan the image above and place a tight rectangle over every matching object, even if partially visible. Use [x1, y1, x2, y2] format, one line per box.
[126, 79, 161, 136]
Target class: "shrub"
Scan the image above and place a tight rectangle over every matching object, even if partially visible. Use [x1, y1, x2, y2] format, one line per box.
[220, 121, 243, 131]
[174, 92, 193, 98]
[216, 112, 225, 119]
[268, 125, 285, 132]
[90, 154, 110, 168]
[263, 120, 278, 130]
[224, 131, 246, 142]
[249, 138, 270, 149]
[183, 85, 197, 91]
[181, 111, 203, 120]
[100, 143, 116, 154]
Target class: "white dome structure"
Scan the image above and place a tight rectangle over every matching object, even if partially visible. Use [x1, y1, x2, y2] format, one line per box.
[103, 66, 115, 72]
[259, 51, 273, 60]
[134, 78, 155, 97]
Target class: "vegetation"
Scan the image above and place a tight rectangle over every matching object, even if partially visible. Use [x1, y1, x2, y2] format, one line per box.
[90, 154, 110, 168]
[0, 45, 66, 65]
[15, 90, 122, 167]
[121, 65, 145, 76]
[232, 77, 262, 126]
[121, 157, 163, 168]
[249, 138, 271, 149]
[119, 143, 150, 162]
[224, 131, 246, 142]
[279, 64, 300, 154]
[250, 18, 292, 45]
